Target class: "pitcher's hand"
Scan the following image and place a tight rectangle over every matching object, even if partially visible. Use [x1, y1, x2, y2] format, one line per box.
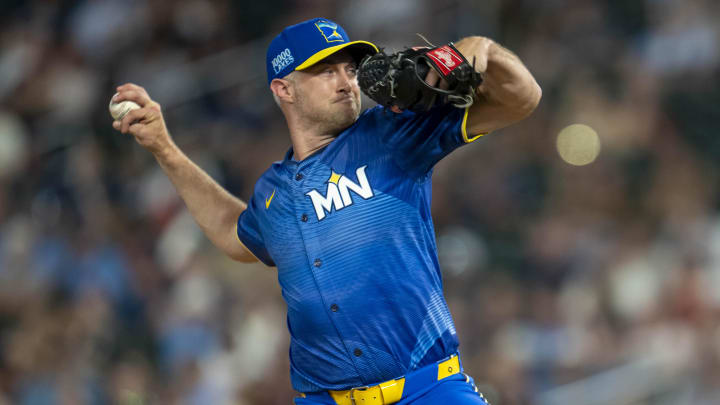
[111, 83, 173, 156]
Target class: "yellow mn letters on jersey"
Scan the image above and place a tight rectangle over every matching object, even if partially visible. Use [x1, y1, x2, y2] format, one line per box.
[306, 165, 374, 220]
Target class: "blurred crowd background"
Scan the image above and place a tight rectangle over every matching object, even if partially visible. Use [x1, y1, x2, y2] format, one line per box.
[1, 0, 719, 404]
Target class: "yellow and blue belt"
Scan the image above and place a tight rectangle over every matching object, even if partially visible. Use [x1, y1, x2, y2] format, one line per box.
[301, 353, 463, 405]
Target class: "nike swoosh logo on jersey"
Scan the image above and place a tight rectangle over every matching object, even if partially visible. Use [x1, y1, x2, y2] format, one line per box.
[265, 189, 276, 209]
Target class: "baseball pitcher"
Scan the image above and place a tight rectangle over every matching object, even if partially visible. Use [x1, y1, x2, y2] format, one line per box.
[112, 17, 540, 404]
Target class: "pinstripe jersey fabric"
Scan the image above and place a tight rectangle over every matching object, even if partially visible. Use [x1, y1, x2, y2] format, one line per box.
[237, 104, 481, 392]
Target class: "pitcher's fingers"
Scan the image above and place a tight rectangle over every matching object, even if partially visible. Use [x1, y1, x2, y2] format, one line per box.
[120, 108, 149, 133]
[115, 83, 151, 103]
[112, 120, 121, 131]
[128, 123, 145, 137]
[424, 69, 440, 87]
[113, 89, 152, 108]
[438, 78, 450, 90]
[116, 83, 149, 95]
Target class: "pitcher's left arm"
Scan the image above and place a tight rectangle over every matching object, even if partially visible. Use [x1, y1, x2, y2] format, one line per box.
[436, 36, 542, 135]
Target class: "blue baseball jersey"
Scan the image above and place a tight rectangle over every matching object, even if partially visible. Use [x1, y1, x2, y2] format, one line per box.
[236, 104, 484, 393]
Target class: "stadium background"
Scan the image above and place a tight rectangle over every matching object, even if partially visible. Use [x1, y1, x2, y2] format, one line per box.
[1, 0, 719, 404]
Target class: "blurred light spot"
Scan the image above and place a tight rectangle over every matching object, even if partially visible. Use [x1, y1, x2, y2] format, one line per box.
[172, 274, 220, 320]
[609, 256, 660, 322]
[556, 124, 601, 166]
[438, 226, 487, 276]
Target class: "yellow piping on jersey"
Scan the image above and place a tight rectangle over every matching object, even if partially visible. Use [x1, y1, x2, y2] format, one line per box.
[461, 106, 487, 143]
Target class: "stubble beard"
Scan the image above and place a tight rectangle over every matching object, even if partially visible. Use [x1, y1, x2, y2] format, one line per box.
[296, 90, 361, 136]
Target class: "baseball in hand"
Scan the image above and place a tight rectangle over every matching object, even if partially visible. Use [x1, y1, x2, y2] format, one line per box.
[109, 93, 141, 120]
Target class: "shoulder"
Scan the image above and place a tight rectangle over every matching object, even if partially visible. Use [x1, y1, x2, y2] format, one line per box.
[352, 105, 418, 139]
[360, 104, 464, 125]
[356, 105, 406, 127]
[362, 104, 466, 139]
[358, 105, 410, 124]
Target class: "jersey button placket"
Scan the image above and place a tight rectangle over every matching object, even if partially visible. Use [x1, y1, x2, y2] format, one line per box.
[295, 172, 309, 223]
[295, 167, 320, 272]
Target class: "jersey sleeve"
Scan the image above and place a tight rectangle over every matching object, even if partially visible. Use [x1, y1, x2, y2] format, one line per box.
[373, 104, 487, 178]
[236, 196, 276, 267]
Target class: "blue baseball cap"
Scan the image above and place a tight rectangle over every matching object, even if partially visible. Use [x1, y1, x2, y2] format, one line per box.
[266, 18, 378, 84]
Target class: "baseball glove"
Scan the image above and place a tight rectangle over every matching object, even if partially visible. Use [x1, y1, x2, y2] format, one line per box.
[357, 43, 483, 112]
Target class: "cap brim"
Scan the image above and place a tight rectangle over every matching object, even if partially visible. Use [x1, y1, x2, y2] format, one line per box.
[295, 41, 378, 71]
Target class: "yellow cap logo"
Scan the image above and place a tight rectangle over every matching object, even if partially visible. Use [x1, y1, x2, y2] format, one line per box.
[315, 21, 344, 43]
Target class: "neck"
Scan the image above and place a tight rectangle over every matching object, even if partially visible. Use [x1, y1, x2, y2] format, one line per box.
[290, 130, 336, 161]
[285, 114, 345, 161]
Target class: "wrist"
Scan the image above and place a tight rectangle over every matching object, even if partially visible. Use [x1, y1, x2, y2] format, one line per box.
[153, 139, 182, 167]
[455, 36, 492, 73]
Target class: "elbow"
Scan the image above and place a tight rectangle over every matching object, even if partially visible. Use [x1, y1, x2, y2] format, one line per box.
[516, 81, 542, 119]
[531, 82, 542, 110]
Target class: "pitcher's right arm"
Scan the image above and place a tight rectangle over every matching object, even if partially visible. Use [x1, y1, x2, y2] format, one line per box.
[112, 83, 258, 263]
